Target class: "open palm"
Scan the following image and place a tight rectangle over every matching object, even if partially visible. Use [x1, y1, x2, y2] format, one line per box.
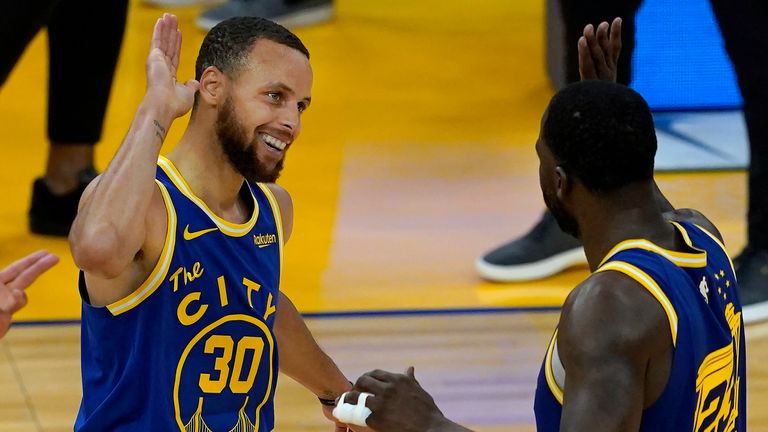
[146, 14, 199, 119]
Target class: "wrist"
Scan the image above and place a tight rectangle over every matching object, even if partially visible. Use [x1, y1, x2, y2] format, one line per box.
[316, 380, 353, 406]
[139, 95, 175, 126]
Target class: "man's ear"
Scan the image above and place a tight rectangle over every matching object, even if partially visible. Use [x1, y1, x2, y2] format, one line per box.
[554, 165, 570, 201]
[198, 66, 226, 106]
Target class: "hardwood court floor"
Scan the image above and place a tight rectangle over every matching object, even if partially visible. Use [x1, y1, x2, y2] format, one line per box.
[1, 312, 767, 431]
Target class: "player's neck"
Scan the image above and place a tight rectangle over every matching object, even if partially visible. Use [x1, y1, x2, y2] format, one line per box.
[577, 185, 673, 272]
[167, 125, 247, 219]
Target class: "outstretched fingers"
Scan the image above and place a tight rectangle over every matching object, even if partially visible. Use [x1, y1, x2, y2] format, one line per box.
[6, 253, 59, 292]
[0, 251, 56, 285]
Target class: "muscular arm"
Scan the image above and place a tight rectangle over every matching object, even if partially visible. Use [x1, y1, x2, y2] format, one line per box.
[558, 273, 672, 432]
[69, 101, 171, 279]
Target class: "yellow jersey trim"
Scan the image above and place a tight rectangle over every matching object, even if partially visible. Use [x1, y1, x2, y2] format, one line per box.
[107, 180, 177, 316]
[694, 223, 736, 277]
[597, 261, 678, 346]
[544, 329, 564, 405]
[598, 226, 707, 269]
[157, 156, 258, 237]
[256, 184, 284, 281]
[173, 314, 275, 431]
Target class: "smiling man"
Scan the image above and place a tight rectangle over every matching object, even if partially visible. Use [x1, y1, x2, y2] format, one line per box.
[69, 14, 350, 431]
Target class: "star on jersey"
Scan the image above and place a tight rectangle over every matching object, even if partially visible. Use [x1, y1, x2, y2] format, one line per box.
[699, 276, 709, 304]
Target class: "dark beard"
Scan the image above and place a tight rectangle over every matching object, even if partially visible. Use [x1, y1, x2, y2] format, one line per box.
[543, 191, 580, 239]
[215, 97, 284, 183]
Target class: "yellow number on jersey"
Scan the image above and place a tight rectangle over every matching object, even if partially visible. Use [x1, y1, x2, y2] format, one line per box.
[693, 304, 742, 431]
[199, 335, 265, 394]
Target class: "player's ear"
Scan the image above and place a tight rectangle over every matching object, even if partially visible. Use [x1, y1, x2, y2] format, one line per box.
[554, 165, 569, 200]
[198, 66, 225, 106]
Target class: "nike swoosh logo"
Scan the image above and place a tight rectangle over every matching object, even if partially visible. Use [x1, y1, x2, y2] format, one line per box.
[183, 225, 218, 241]
[258, 244, 272, 249]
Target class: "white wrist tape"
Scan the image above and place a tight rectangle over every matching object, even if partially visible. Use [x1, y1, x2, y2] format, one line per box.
[332, 392, 373, 427]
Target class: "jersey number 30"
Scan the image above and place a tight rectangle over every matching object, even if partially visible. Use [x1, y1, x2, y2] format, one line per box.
[199, 335, 265, 394]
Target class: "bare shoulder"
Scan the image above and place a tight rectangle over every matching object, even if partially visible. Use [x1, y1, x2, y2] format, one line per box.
[266, 183, 293, 211]
[664, 208, 724, 243]
[266, 183, 293, 243]
[559, 271, 669, 357]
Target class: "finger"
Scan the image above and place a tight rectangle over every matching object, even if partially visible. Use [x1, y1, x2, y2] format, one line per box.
[354, 374, 389, 395]
[185, 79, 201, 92]
[406, 366, 415, 378]
[172, 29, 182, 71]
[341, 390, 379, 409]
[609, 17, 623, 63]
[6, 253, 59, 291]
[584, 24, 607, 74]
[160, 13, 171, 56]
[578, 36, 596, 79]
[7, 289, 27, 314]
[167, 22, 177, 62]
[365, 369, 403, 383]
[168, 14, 179, 58]
[596, 21, 610, 60]
[0, 251, 54, 284]
[151, 18, 163, 52]
[0, 287, 15, 313]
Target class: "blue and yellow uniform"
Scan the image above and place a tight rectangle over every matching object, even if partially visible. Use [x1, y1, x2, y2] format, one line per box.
[76, 156, 284, 431]
[534, 220, 746, 431]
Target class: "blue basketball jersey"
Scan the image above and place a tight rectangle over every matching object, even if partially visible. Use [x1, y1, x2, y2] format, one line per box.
[534, 221, 746, 431]
[76, 156, 284, 431]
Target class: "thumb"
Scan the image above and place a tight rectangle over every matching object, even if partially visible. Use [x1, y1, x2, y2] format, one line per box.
[184, 79, 200, 92]
[406, 366, 418, 382]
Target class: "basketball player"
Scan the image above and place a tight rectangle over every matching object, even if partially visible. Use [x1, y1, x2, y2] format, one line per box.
[0, 251, 59, 338]
[69, 14, 350, 431]
[336, 19, 746, 432]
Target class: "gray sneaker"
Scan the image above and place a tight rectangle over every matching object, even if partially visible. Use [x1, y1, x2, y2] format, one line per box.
[475, 211, 587, 282]
[196, 0, 333, 31]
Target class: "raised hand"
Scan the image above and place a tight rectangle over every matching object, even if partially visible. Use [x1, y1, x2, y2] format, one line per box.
[0, 251, 59, 338]
[146, 13, 200, 119]
[578, 17, 622, 82]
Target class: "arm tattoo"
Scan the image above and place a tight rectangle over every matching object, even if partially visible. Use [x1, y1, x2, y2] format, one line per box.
[153, 120, 167, 141]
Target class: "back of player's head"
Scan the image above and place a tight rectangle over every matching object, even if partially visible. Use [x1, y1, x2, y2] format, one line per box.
[542, 80, 657, 193]
[195, 16, 309, 81]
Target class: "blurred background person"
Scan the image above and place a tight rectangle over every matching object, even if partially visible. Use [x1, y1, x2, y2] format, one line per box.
[0, 0, 128, 236]
[476, 0, 768, 324]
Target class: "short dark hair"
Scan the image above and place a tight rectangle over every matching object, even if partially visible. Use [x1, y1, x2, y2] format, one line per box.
[542, 81, 657, 193]
[195, 16, 309, 81]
